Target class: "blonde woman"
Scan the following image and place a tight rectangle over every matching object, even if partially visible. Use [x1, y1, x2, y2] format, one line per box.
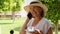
[20, 1, 52, 34]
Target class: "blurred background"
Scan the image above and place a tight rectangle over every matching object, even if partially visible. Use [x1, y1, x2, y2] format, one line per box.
[0, 0, 60, 34]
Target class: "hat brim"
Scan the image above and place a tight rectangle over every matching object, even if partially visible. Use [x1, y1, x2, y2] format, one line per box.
[24, 3, 48, 13]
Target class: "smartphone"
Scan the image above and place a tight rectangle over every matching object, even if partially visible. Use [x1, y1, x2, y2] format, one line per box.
[27, 27, 35, 32]
[27, 12, 32, 19]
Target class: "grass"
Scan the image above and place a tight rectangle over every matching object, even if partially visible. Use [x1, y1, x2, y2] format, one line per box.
[0, 18, 60, 34]
[0, 18, 26, 34]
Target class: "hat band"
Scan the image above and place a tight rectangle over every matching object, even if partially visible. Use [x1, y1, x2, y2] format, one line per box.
[30, 2, 39, 4]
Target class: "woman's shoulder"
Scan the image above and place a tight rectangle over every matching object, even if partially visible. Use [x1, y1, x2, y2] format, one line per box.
[42, 18, 49, 22]
[42, 18, 51, 25]
[42, 18, 52, 27]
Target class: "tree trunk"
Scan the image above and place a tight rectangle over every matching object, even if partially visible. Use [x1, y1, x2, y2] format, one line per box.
[55, 23, 58, 34]
[4, 12, 6, 18]
[12, 11, 15, 23]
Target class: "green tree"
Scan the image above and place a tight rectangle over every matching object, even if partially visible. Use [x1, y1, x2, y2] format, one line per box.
[10, 0, 23, 23]
[39, 0, 60, 34]
[0, 0, 10, 17]
[0, 0, 23, 22]
[46, 1, 60, 34]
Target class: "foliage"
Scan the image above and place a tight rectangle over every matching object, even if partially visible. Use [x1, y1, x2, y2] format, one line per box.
[39, 0, 60, 25]
[0, 0, 23, 13]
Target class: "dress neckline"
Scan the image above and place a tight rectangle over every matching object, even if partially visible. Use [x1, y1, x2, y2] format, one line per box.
[31, 17, 44, 27]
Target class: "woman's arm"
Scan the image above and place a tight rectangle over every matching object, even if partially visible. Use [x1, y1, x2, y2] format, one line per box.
[19, 17, 30, 34]
[47, 27, 53, 34]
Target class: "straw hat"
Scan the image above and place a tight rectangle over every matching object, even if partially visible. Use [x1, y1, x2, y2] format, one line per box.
[24, 1, 48, 14]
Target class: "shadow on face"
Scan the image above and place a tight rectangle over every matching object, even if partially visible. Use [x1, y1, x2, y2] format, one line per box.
[29, 6, 44, 18]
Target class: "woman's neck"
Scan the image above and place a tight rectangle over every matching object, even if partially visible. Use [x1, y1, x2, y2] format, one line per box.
[32, 17, 43, 26]
[34, 17, 42, 21]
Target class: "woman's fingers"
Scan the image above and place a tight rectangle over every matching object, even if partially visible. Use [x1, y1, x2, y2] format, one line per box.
[35, 29, 42, 34]
[30, 32, 36, 34]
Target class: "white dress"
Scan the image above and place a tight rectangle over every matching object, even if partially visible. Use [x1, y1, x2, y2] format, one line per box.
[25, 18, 52, 34]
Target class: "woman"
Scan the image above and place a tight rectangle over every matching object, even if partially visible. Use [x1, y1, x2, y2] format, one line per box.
[20, 1, 52, 34]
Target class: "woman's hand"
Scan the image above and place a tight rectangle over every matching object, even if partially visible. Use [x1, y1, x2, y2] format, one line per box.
[30, 29, 42, 34]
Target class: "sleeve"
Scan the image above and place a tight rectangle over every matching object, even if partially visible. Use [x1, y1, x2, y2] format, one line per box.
[47, 21, 52, 30]
[43, 20, 52, 34]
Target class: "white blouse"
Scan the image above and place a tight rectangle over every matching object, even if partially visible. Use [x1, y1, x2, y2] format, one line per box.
[26, 18, 52, 34]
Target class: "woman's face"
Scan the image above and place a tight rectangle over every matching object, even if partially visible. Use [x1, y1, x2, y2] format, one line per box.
[29, 6, 42, 18]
